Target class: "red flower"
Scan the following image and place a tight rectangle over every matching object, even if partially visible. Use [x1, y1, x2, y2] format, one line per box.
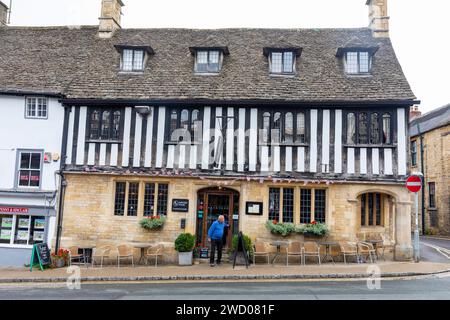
[272, 219, 278, 225]
[311, 221, 317, 225]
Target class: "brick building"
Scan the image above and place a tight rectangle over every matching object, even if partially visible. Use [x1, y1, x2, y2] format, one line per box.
[0, 0, 419, 264]
[410, 104, 450, 235]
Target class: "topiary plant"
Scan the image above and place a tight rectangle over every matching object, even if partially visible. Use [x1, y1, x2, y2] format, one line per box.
[174, 233, 196, 252]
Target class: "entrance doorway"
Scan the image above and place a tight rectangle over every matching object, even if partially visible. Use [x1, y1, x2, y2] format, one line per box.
[196, 187, 239, 249]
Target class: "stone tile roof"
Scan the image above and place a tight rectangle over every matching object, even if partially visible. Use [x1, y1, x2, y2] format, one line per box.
[410, 104, 450, 137]
[0, 26, 416, 102]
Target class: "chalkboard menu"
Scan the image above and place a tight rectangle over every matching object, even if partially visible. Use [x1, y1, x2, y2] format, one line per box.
[172, 199, 189, 212]
[30, 243, 51, 271]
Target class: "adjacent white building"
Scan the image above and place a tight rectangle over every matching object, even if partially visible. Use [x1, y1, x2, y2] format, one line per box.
[0, 93, 64, 267]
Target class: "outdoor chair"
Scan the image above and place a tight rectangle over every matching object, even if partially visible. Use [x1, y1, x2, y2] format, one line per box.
[144, 244, 164, 267]
[117, 245, 135, 268]
[68, 246, 86, 266]
[253, 241, 270, 265]
[357, 242, 377, 264]
[339, 241, 360, 264]
[374, 233, 387, 261]
[302, 241, 321, 265]
[91, 245, 113, 268]
[286, 241, 303, 266]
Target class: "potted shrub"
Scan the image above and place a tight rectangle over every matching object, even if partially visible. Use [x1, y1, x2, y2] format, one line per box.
[51, 248, 69, 268]
[174, 233, 196, 266]
[139, 215, 166, 230]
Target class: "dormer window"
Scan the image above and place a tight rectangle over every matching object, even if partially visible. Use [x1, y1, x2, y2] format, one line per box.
[122, 49, 144, 71]
[114, 45, 154, 72]
[189, 47, 229, 74]
[345, 51, 371, 74]
[336, 47, 378, 75]
[263, 47, 302, 76]
[196, 50, 220, 73]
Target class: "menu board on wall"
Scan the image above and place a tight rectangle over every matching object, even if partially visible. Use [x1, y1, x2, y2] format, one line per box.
[0, 229, 11, 240]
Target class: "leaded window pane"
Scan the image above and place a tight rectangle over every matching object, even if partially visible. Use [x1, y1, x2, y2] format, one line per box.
[296, 112, 305, 143]
[271, 52, 283, 74]
[284, 112, 293, 143]
[314, 189, 326, 223]
[157, 184, 168, 216]
[90, 110, 100, 139]
[345, 52, 359, 74]
[272, 112, 282, 143]
[143, 183, 155, 217]
[114, 182, 126, 216]
[208, 51, 220, 72]
[101, 111, 111, 140]
[262, 112, 271, 143]
[122, 49, 134, 71]
[382, 113, 391, 144]
[283, 52, 294, 73]
[300, 189, 311, 224]
[370, 113, 379, 144]
[346, 113, 356, 144]
[268, 188, 280, 221]
[358, 113, 368, 144]
[133, 50, 144, 70]
[359, 51, 370, 73]
[127, 182, 139, 216]
[112, 111, 121, 140]
[282, 188, 294, 223]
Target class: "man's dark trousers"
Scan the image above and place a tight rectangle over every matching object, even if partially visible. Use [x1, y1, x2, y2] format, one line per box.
[210, 239, 223, 264]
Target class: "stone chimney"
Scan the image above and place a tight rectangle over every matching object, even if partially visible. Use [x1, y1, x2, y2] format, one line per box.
[409, 106, 422, 122]
[366, 0, 390, 38]
[0, 1, 8, 26]
[99, 0, 124, 38]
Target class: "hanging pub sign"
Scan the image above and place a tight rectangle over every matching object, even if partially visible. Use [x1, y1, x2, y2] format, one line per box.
[246, 202, 263, 215]
[30, 243, 52, 271]
[172, 199, 189, 212]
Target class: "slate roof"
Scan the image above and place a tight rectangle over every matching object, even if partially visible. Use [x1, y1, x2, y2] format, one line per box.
[410, 104, 450, 137]
[0, 26, 416, 103]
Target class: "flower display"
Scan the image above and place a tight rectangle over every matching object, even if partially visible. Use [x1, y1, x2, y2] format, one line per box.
[139, 215, 166, 230]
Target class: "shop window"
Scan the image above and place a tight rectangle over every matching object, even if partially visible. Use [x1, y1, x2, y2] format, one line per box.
[25, 97, 48, 119]
[143, 183, 168, 216]
[300, 189, 312, 224]
[0, 215, 45, 245]
[89, 108, 122, 141]
[360, 193, 384, 226]
[17, 151, 42, 188]
[428, 182, 436, 208]
[282, 188, 294, 223]
[127, 182, 139, 216]
[268, 188, 280, 221]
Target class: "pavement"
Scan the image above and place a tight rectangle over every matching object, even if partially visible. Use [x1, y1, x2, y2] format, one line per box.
[0, 260, 449, 283]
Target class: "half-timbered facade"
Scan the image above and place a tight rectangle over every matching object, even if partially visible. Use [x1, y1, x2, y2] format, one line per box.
[0, 0, 418, 261]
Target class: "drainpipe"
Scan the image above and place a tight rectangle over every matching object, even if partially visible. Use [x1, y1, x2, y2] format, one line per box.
[416, 122, 426, 235]
[55, 106, 71, 252]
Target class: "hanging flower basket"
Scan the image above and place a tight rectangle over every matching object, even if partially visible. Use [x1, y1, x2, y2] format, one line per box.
[139, 215, 166, 230]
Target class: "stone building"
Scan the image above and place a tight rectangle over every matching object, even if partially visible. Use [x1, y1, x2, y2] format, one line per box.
[0, 0, 418, 262]
[410, 104, 450, 235]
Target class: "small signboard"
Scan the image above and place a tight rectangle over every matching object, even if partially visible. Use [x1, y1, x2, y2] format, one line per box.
[30, 243, 52, 271]
[172, 199, 189, 212]
[200, 248, 209, 259]
[232, 232, 249, 269]
[246, 202, 263, 215]
[406, 175, 422, 193]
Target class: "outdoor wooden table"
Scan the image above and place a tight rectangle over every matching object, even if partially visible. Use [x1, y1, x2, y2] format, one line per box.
[365, 239, 384, 260]
[270, 241, 290, 265]
[131, 243, 154, 265]
[318, 241, 339, 264]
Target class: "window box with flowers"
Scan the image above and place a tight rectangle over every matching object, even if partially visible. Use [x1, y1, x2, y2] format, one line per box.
[139, 215, 167, 230]
[266, 220, 328, 237]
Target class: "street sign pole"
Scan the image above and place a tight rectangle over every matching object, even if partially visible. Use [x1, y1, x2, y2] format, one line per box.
[414, 191, 420, 263]
[407, 173, 423, 263]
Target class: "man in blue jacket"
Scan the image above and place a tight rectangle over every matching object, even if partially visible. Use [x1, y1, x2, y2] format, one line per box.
[208, 215, 227, 267]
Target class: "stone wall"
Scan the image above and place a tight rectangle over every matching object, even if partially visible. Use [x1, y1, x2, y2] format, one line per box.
[58, 173, 412, 261]
[410, 124, 450, 235]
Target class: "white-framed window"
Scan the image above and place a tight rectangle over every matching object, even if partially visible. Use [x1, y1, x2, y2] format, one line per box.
[270, 51, 295, 74]
[121, 49, 145, 71]
[195, 50, 221, 73]
[25, 97, 48, 119]
[17, 151, 42, 188]
[0, 214, 46, 246]
[345, 51, 371, 74]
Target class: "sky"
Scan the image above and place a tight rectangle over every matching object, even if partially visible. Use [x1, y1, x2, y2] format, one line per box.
[6, 0, 450, 114]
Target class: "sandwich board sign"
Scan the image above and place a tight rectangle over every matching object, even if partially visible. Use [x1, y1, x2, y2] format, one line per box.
[232, 232, 249, 269]
[30, 243, 52, 271]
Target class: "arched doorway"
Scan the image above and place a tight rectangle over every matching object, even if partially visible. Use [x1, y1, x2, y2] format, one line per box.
[196, 187, 240, 249]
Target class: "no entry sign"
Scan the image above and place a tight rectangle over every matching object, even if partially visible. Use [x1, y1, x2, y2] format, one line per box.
[406, 175, 422, 193]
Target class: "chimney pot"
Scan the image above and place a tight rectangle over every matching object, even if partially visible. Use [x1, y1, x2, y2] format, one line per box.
[99, 0, 124, 38]
[366, 0, 390, 38]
